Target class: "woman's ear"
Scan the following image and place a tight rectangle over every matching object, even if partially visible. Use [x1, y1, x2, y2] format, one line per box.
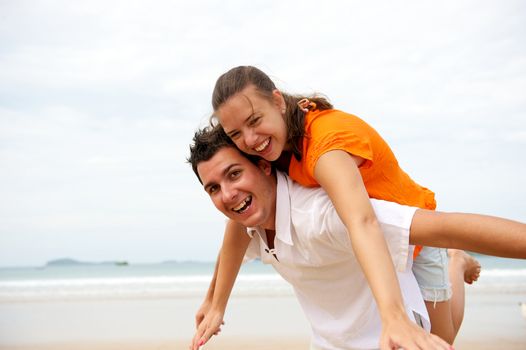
[257, 159, 273, 176]
[272, 89, 286, 112]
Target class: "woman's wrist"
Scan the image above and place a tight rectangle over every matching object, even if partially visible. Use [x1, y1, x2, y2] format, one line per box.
[379, 302, 409, 324]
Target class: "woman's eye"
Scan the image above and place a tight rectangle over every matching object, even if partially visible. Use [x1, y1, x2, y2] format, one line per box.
[249, 117, 261, 126]
[230, 170, 241, 179]
[230, 132, 240, 140]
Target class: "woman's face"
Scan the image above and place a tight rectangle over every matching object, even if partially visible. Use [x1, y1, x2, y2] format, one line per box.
[216, 84, 288, 162]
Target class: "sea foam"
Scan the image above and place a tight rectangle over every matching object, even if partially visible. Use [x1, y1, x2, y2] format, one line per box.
[1, 264, 524, 302]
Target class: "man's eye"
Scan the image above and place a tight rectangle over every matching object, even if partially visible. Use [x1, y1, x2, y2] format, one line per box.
[208, 185, 219, 194]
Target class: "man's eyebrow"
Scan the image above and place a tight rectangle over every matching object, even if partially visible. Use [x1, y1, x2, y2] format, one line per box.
[203, 163, 242, 190]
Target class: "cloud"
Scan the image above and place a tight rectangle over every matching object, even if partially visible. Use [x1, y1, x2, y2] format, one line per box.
[1, 0, 525, 266]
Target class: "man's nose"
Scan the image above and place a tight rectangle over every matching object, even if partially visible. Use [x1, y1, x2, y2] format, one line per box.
[222, 184, 238, 203]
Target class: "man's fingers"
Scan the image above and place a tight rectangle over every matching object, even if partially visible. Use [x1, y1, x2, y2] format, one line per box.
[191, 314, 225, 349]
[198, 326, 218, 348]
[192, 324, 217, 350]
[213, 325, 223, 335]
[191, 331, 201, 350]
[192, 322, 208, 350]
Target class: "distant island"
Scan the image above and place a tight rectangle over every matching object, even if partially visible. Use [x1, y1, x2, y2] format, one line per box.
[45, 258, 129, 267]
[161, 260, 213, 265]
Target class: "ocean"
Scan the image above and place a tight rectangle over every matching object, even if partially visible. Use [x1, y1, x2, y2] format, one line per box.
[1, 255, 525, 303]
[0, 260, 285, 303]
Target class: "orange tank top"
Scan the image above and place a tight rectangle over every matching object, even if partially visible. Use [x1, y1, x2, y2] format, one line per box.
[288, 109, 436, 256]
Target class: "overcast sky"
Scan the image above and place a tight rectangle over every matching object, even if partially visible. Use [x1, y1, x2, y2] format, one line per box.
[1, 0, 525, 267]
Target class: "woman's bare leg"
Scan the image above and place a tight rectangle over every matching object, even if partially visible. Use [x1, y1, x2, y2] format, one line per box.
[423, 249, 481, 343]
[425, 300, 455, 344]
[447, 249, 480, 339]
[409, 210, 516, 343]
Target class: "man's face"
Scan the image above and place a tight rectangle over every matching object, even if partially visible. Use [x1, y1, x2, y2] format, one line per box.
[197, 146, 276, 229]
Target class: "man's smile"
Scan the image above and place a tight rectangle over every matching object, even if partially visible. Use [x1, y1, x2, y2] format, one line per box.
[232, 195, 252, 213]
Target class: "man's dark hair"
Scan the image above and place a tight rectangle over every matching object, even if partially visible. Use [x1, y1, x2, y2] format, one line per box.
[187, 125, 234, 183]
[187, 125, 261, 183]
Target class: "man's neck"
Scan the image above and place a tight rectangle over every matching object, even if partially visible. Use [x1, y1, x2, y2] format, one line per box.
[265, 229, 276, 250]
[258, 171, 278, 231]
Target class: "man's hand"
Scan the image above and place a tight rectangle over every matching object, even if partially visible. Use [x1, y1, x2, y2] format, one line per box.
[190, 308, 225, 350]
[380, 313, 453, 350]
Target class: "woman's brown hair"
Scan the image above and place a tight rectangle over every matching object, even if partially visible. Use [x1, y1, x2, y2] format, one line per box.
[211, 66, 332, 161]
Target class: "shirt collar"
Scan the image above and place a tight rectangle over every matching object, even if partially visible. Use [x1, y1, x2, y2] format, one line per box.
[274, 171, 294, 246]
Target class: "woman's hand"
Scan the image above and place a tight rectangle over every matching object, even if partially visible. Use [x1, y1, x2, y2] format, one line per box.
[380, 313, 453, 350]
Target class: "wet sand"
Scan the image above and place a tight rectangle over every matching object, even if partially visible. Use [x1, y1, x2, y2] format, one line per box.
[0, 291, 524, 349]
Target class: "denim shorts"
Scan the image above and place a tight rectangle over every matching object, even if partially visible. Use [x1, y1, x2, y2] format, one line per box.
[412, 246, 452, 304]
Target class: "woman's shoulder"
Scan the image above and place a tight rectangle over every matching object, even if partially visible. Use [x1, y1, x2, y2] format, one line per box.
[306, 109, 371, 135]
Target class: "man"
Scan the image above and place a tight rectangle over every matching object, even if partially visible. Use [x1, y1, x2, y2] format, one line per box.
[188, 125, 450, 350]
[188, 125, 526, 350]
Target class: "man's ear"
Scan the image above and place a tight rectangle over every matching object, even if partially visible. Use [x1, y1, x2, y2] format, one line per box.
[272, 89, 286, 111]
[257, 159, 272, 176]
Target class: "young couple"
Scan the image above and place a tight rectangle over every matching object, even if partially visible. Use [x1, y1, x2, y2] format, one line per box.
[187, 66, 526, 350]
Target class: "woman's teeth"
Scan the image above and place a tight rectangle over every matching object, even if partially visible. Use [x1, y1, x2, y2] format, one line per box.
[233, 196, 252, 213]
[254, 138, 270, 152]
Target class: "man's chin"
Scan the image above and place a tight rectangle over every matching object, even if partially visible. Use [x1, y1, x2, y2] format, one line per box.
[235, 216, 264, 229]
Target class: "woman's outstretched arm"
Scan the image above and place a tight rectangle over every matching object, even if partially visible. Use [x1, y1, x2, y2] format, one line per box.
[315, 150, 451, 350]
[410, 210, 526, 258]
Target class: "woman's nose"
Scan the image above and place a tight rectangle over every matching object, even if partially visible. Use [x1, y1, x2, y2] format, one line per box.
[243, 128, 258, 148]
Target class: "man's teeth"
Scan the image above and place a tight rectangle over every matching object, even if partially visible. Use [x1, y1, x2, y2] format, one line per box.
[254, 138, 270, 152]
[233, 196, 252, 213]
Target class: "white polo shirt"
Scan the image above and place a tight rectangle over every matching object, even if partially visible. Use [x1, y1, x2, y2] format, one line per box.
[244, 172, 430, 350]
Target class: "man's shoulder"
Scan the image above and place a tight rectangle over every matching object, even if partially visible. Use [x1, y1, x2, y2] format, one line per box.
[278, 171, 331, 212]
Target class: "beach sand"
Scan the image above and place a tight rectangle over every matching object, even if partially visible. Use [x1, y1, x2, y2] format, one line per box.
[0, 290, 525, 350]
[3, 339, 526, 350]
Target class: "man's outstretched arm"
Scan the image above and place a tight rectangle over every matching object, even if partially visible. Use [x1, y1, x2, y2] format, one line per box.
[191, 219, 251, 349]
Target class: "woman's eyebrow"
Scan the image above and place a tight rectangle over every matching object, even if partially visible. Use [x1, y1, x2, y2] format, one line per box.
[224, 113, 255, 137]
